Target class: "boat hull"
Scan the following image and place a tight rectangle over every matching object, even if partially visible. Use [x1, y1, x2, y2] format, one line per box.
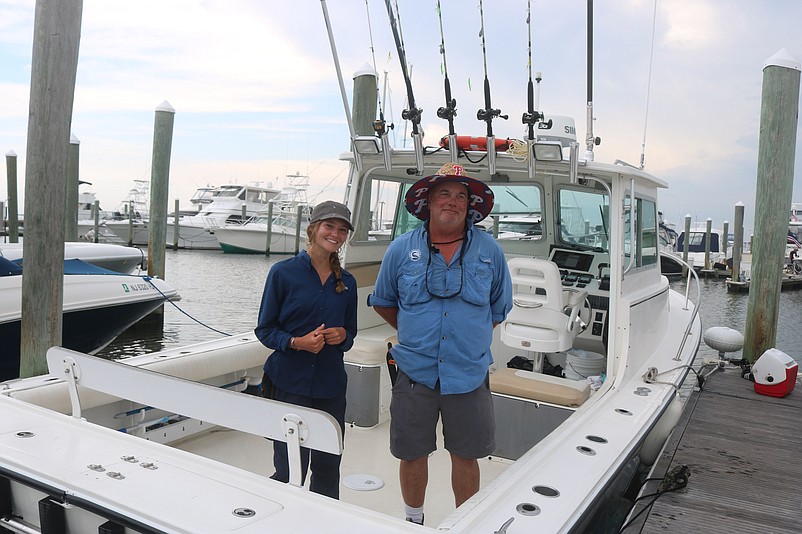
[215, 225, 302, 255]
[0, 273, 179, 382]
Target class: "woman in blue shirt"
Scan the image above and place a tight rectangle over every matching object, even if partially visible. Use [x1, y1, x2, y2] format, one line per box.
[255, 200, 357, 499]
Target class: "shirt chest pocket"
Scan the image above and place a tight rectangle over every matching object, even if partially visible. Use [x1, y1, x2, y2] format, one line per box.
[461, 256, 494, 306]
[398, 268, 432, 306]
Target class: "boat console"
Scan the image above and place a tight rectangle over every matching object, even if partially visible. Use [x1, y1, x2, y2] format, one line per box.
[549, 248, 610, 348]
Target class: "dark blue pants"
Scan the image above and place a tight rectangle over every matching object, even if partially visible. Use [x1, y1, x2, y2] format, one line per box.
[270, 388, 346, 499]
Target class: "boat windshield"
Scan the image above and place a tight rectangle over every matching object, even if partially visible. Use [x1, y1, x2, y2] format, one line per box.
[557, 187, 610, 253]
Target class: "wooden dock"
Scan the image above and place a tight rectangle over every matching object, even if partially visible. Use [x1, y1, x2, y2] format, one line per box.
[726, 274, 802, 292]
[626, 364, 801, 533]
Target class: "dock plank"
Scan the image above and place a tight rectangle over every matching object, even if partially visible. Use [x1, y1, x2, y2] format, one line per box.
[635, 365, 801, 533]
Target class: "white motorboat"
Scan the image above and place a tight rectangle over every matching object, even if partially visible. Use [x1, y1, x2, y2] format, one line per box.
[0, 256, 179, 382]
[214, 174, 312, 255]
[0, 133, 701, 532]
[0, 242, 145, 274]
[0, 4, 702, 533]
[677, 224, 729, 271]
[165, 182, 280, 250]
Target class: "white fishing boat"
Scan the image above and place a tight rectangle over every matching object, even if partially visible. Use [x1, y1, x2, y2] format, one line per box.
[0, 242, 145, 274]
[213, 174, 312, 255]
[0, 3, 702, 533]
[0, 256, 179, 382]
[163, 182, 280, 250]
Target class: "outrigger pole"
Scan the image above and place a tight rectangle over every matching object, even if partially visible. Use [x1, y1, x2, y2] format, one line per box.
[320, 0, 363, 178]
[521, 0, 545, 179]
[384, 0, 425, 175]
[476, 0, 508, 177]
[435, 1, 458, 163]
[365, 0, 394, 170]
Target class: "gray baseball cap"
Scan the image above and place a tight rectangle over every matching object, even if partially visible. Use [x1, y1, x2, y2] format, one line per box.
[310, 200, 353, 231]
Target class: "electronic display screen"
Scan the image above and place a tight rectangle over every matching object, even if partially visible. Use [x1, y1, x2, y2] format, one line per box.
[551, 249, 594, 272]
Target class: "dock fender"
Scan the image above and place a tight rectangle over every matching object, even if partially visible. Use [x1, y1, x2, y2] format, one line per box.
[639, 394, 683, 466]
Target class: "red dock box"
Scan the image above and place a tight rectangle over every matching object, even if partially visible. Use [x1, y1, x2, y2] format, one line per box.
[752, 348, 798, 398]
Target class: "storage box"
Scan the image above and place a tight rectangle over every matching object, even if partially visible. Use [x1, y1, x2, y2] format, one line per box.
[752, 348, 798, 398]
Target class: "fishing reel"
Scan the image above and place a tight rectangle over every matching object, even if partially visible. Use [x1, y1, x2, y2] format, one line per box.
[521, 110, 545, 126]
[373, 119, 393, 137]
[402, 107, 423, 124]
[437, 98, 457, 121]
[477, 107, 508, 122]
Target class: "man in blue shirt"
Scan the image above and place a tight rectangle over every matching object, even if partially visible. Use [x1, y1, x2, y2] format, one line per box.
[369, 163, 512, 524]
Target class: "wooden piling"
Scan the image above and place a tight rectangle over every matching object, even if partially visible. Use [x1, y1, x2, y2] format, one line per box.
[64, 134, 79, 241]
[703, 218, 712, 270]
[744, 49, 800, 363]
[5, 150, 20, 242]
[722, 220, 729, 258]
[147, 101, 175, 321]
[19, 0, 83, 378]
[264, 202, 274, 256]
[172, 199, 179, 250]
[682, 214, 691, 275]
[92, 199, 100, 243]
[731, 202, 745, 281]
[294, 204, 303, 255]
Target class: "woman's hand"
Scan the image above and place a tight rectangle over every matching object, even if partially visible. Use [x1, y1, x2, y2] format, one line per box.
[295, 324, 326, 354]
[320, 326, 346, 346]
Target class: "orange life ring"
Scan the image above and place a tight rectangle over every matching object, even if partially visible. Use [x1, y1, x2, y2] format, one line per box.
[439, 135, 510, 152]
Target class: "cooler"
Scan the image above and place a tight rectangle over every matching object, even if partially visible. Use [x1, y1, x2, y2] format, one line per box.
[751, 348, 798, 398]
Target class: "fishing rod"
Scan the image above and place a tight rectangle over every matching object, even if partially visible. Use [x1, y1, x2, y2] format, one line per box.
[384, 0, 425, 174]
[521, 0, 546, 179]
[435, 0, 458, 163]
[585, 0, 601, 160]
[476, 0, 508, 177]
[365, 0, 394, 170]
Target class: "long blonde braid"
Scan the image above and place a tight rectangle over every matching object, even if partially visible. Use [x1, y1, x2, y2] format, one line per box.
[306, 221, 347, 293]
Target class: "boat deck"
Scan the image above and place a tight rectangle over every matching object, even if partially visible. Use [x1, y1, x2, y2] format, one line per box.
[631, 364, 801, 533]
[176, 418, 511, 528]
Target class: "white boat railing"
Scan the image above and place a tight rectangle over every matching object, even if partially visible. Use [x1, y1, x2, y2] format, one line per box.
[46, 347, 343, 488]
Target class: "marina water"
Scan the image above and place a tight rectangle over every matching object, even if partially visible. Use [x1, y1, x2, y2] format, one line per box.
[100, 250, 802, 368]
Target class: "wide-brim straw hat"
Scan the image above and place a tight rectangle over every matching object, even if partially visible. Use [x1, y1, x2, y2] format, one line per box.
[404, 162, 494, 223]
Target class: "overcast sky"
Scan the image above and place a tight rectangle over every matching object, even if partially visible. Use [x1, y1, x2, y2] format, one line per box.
[3, 0, 802, 234]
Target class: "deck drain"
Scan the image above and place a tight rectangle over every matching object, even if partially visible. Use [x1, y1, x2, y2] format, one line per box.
[15, 431, 35, 438]
[532, 485, 560, 498]
[516, 503, 541, 516]
[634, 387, 652, 396]
[586, 435, 607, 444]
[233, 508, 256, 518]
[342, 474, 385, 491]
[576, 445, 596, 456]
[615, 408, 633, 416]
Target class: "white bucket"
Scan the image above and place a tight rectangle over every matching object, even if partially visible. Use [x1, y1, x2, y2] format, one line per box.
[564, 349, 606, 380]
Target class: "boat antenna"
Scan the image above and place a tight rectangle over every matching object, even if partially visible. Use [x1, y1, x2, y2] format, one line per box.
[584, 0, 601, 161]
[639, 0, 658, 169]
[476, 0, 508, 177]
[521, 0, 549, 179]
[384, 0, 425, 175]
[365, 0, 394, 170]
[435, 0, 458, 163]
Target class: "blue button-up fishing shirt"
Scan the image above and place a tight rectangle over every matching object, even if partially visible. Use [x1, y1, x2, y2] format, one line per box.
[369, 225, 512, 394]
[255, 250, 357, 399]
